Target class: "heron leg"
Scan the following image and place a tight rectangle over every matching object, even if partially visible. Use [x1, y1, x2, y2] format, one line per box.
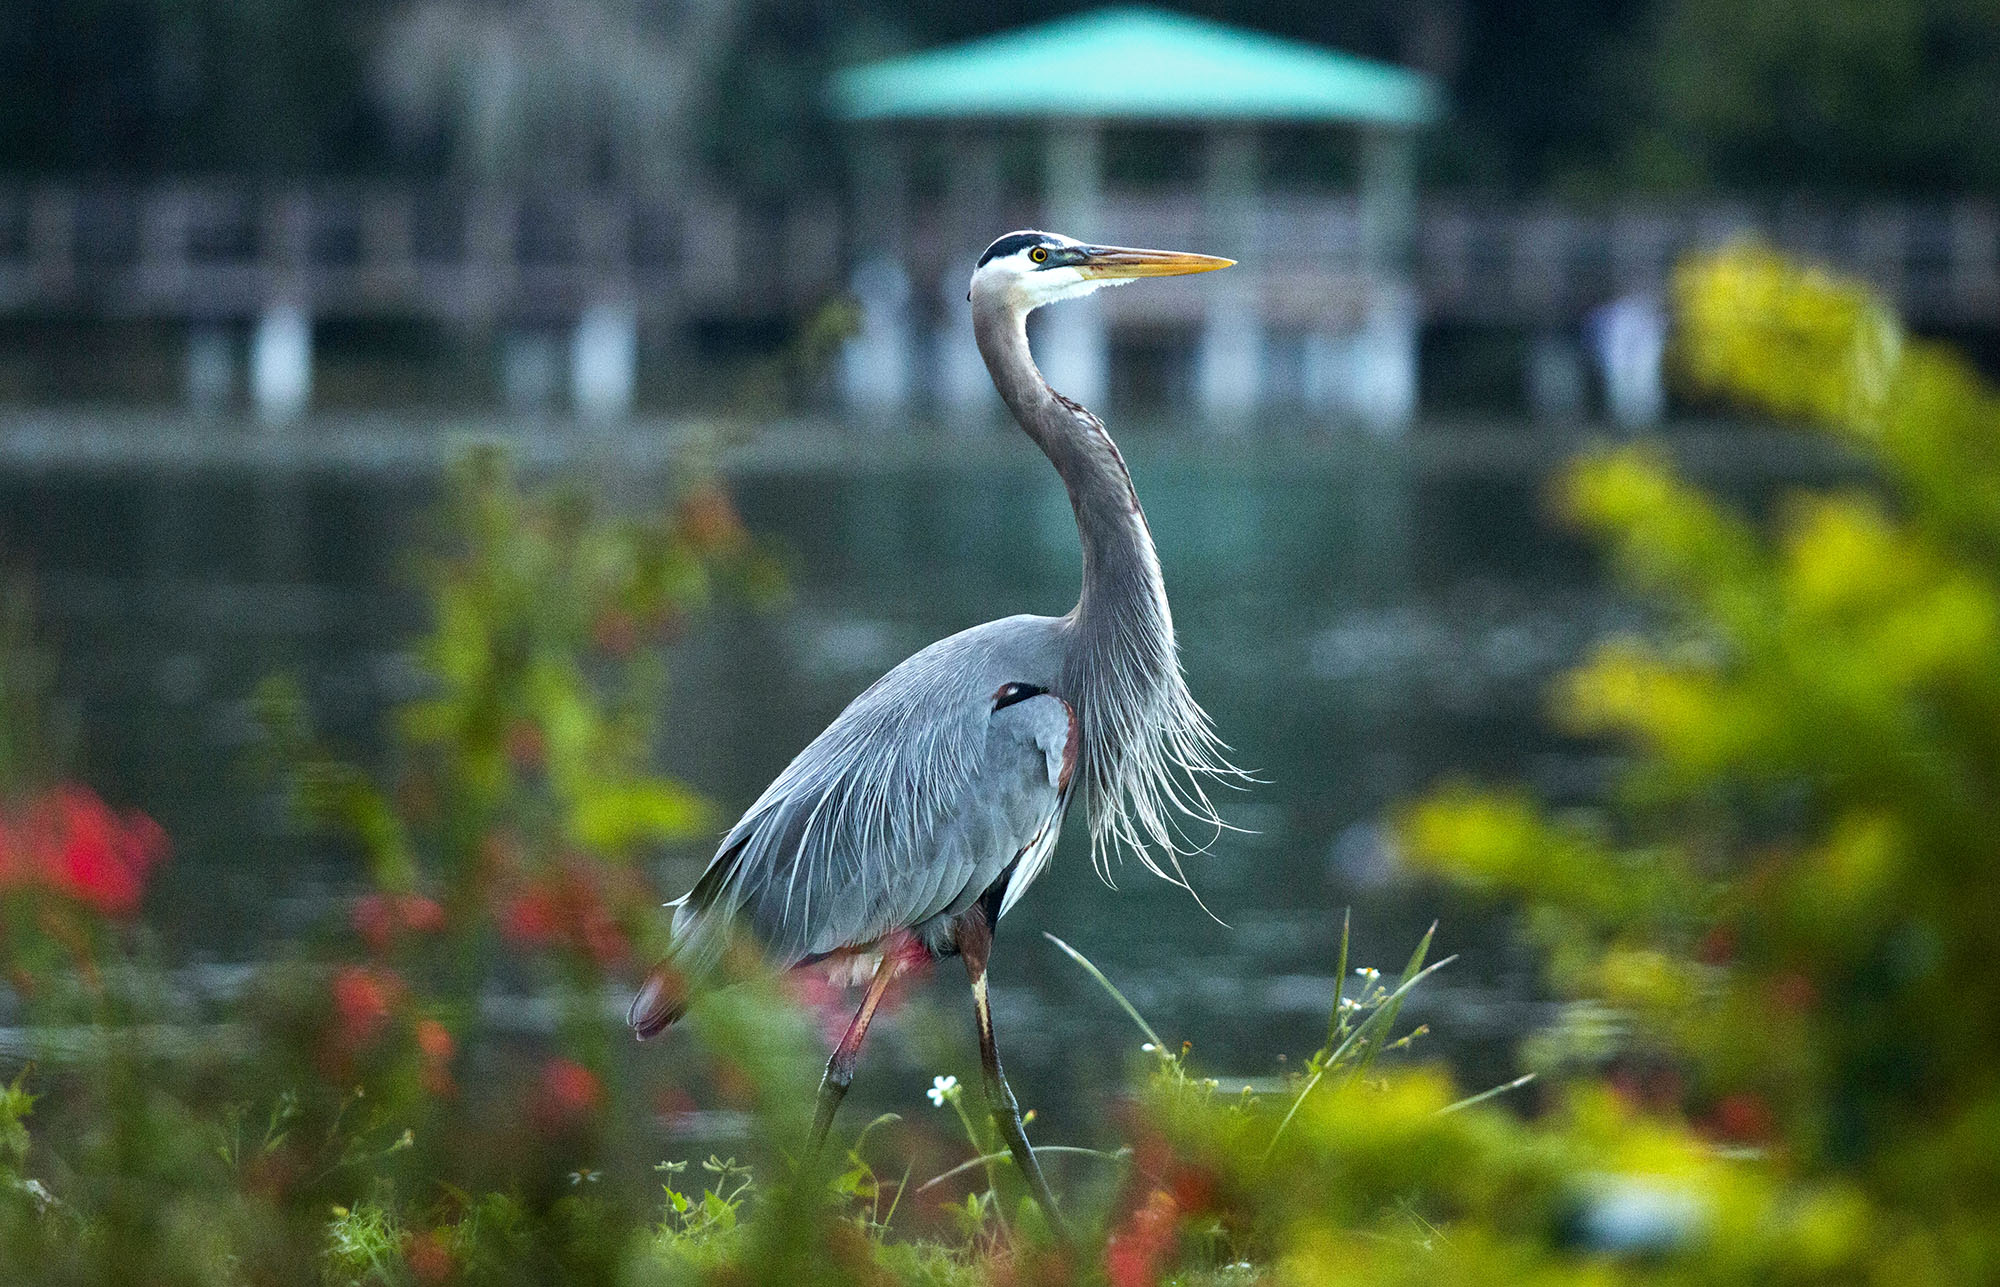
[808, 952, 899, 1160]
[955, 910, 1068, 1238]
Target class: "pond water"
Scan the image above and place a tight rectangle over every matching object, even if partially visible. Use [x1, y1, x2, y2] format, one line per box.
[0, 414, 1806, 1153]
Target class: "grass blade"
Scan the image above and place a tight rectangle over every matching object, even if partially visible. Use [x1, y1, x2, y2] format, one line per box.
[850, 1112, 902, 1159]
[879, 1159, 914, 1230]
[1262, 1066, 1327, 1162]
[916, 1146, 1130, 1194]
[1323, 908, 1351, 1053]
[1043, 932, 1164, 1051]
[1438, 1073, 1536, 1116]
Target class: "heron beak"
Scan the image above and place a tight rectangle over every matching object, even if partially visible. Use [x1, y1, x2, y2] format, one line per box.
[1074, 245, 1235, 279]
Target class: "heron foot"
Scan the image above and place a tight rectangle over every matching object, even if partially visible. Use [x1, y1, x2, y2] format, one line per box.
[983, 1057, 1068, 1240]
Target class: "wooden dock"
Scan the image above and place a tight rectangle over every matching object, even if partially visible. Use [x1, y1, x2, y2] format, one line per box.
[4, 185, 1992, 326]
[1, 185, 1992, 425]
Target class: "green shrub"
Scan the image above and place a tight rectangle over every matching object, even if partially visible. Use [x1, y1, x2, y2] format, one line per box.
[1394, 246, 2000, 1282]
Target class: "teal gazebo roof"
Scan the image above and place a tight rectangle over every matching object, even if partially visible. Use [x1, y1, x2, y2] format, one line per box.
[830, 7, 1439, 127]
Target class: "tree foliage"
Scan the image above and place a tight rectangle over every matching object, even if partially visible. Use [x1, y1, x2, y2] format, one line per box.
[5, 0, 1993, 197]
[1626, 0, 2000, 194]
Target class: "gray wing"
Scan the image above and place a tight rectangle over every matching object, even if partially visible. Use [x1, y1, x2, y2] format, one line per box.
[669, 615, 1073, 972]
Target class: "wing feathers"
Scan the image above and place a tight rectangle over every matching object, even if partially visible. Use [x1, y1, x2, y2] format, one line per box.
[668, 620, 1069, 972]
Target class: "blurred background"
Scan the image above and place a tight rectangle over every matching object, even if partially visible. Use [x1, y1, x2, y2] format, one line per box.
[1, 0, 1996, 1206]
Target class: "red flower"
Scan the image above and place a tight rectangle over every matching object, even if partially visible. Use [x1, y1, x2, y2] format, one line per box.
[405, 1229, 455, 1285]
[591, 609, 638, 658]
[532, 1058, 604, 1130]
[504, 722, 546, 772]
[1104, 1188, 1179, 1287]
[331, 965, 401, 1047]
[353, 894, 396, 954]
[414, 1018, 455, 1063]
[1166, 1163, 1217, 1217]
[415, 1018, 457, 1096]
[398, 894, 445, 935]
[500, 886, 560, 947]
[5, 787, 169, 918]
[494, 863, 631, 966]
[353, 892, 447, 954]
[1710, 1091, 1776, 1144]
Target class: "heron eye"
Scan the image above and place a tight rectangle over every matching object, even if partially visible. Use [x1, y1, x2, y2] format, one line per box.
[993, 682, 1047, 711]
[1029, 246, 1049, 264]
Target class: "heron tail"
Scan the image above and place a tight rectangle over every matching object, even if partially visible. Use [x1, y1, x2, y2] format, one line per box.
[628, 960, 692, 1039]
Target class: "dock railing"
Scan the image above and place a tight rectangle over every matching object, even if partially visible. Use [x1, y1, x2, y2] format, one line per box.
[2, 184, 1994, 420]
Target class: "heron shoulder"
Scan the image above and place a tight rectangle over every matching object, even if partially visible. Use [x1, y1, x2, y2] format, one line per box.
[840, 614, 1067, 716]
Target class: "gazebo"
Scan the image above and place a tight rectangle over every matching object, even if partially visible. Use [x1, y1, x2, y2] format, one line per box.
[828, 6, 1440, 427]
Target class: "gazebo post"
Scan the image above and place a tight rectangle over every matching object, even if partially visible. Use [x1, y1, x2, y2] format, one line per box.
[572, 300, 638, 421]
[1196, 125, 1264, 424]
[251, 300, 312, 424]
[1036, 122, 1108, 406]
[839, 130, 917, 414]
[1353, 126, 1420, 431]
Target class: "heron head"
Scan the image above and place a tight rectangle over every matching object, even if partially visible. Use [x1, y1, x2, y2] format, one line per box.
[968, 230, 1232, 310]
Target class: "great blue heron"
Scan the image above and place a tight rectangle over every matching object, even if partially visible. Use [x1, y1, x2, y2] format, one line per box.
[630, 230, 1240, 1223]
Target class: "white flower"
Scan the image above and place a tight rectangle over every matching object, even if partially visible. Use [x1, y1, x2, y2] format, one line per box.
[1141, 1042, 1158, 1054]
[927, 1075, 959, 1107]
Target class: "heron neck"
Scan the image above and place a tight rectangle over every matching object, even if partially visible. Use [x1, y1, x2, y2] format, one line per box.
[973, 299, 1170, 653]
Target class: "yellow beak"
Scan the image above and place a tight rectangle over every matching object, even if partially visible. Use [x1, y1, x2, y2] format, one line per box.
[1074, 245, 1235, 279]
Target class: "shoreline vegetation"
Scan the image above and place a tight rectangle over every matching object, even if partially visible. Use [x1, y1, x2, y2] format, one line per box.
[2, 247, 1997, 1283]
